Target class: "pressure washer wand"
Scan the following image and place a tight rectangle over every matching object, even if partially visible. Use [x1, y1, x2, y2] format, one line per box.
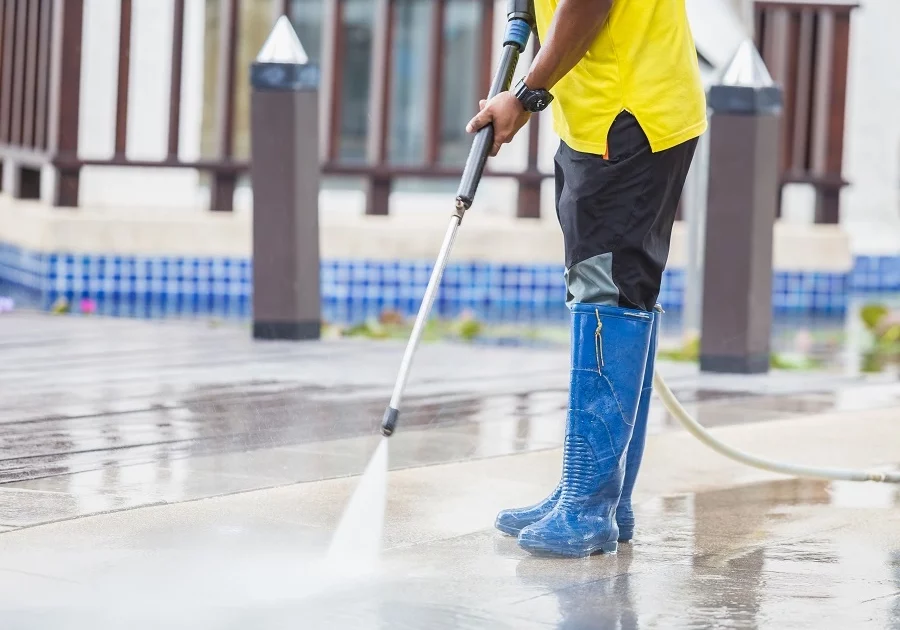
[381, 6, 534, 437]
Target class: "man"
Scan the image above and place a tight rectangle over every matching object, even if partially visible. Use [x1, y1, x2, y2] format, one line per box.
[466, 0, 706, 557]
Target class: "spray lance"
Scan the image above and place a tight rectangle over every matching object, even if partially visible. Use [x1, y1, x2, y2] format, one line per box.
[380, 0, 534, 438]
[378, 2, 900, 486]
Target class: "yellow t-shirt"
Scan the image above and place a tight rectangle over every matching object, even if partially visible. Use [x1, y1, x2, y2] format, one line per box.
[534, 0, 708, 155]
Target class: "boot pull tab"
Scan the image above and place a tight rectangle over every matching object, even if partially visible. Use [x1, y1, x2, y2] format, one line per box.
[594, 309, 604, 371]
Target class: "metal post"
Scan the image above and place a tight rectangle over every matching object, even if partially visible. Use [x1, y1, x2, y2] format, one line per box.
[682, 130, 709, 338]
[250, 16, 321, 340]
[699, 40, 783, 374]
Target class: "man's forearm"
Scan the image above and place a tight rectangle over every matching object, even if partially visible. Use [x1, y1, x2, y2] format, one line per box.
[524, 0, 612, 90]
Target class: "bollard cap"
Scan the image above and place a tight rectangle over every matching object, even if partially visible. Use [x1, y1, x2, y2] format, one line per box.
[251, 15, 319, 92]
[707, 39, 782, 115]
[257, 15, 309, 64]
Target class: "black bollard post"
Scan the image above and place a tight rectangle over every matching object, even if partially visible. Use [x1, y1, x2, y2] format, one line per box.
[250, 16, 321, 341]
[699, 40, 783, 374]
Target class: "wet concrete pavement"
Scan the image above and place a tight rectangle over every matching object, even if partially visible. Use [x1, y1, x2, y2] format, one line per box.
[3, 313, 900, 528]
[2, 314, 900, 628]
[0, 411, 898, 629]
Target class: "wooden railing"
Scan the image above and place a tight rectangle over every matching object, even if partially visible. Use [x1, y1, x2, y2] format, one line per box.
[0, 0, 549, 217]
[0, 0, 59, 201]
[754, 0, 858, 224]
[316, 0, 545, 216]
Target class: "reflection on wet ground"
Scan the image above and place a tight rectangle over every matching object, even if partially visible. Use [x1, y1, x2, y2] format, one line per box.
[3, 313, 900, 528]
[0, 477, 897, 629]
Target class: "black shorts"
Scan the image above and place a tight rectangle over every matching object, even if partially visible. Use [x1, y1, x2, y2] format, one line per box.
[555, 111, 698, 312]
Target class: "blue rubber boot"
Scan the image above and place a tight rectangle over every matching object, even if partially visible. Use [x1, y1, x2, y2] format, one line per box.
[495, 479, 560, 536]
[616, 306, 661, 543]
[517, 303, 653, 557]
[494, 315, 577, 536]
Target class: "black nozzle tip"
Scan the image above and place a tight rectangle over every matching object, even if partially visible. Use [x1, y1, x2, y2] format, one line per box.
[381, 406, 399, 438]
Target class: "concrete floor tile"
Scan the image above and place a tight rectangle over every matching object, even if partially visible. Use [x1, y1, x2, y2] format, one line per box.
[158, 448, 367, 484]
[285, 427, 561, 474]
[0, 488, 154, 527]
[6, 462, 282, 506]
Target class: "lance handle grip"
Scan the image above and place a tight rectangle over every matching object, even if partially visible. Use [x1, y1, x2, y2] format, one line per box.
[455, 19, 532, 212]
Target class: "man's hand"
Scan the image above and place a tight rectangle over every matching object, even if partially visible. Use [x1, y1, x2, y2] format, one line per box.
[465, 92, 531, 157]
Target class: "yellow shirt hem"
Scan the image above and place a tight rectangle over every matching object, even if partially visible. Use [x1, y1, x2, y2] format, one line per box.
[555, 117, 708, 156]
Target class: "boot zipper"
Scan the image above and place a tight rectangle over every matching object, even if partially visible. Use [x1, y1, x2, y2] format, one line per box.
[594, 309, 604, 371]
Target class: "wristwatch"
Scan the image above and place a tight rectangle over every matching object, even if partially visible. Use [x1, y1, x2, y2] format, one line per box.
[513, 78, 553, 112]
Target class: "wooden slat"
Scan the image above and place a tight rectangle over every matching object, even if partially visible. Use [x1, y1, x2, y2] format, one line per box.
[377, 0, 395, 165]
[760, 7, 779, 80]
[825, 13, 851, 177]
[322, 162, 550, 181]
[215, 0, 238, 159]
[54, 155, 250, 171]
[816, 11, 852, 224]
[424, 0, 446, 165]
[328, 0, 345, 161]
[0, 0, 5, 190]
[319, 0, 341, 162]
[167, 0, 185, 160]
[52, 0, 85, 206]
[776, 12, 800, 174]
[0, 0, 7, 143]
[761, 7, 792, 176]
[34, 0, 52, 150]
[210, 0, 239, 212]
[365, 0, 394, 214]
[21, 0, 39, 146]
[778, 11, 800, 174]
[810, 9, 833, 176]
[365, 0, 391, 167]
[767, 9, 790, 89]
[790, 9, 814, 174]
[9, 0, 26, 145]
[114, 0, 132, 157]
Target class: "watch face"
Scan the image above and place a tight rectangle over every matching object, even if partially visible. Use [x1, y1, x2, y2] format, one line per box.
[527, 92, 549, 112]
[516, 82, 552, 112]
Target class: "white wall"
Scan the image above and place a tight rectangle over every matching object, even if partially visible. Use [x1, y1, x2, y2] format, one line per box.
[842, 0, 900, 254]
[75, 0, 207, 209]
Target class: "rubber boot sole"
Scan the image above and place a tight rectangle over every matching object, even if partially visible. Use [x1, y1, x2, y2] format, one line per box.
[499, 522, 634, 543]
[494, 520, 524, 537]
[518, 537, 619, 558]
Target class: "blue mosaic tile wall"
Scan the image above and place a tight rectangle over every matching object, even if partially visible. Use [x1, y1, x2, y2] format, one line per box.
[2, 241, 899, 322]
[0, 242, 44, 289]
[772, 272, 849, 313]
[851, 256, 900, 292]
[322, 260, 571, 323]
[45, 253, 253, 319]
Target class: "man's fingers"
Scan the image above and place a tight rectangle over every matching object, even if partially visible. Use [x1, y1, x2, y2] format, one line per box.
[490, 142, 502, 157]
[479, 99, 487, 110]
[466, 109, 491, 133]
